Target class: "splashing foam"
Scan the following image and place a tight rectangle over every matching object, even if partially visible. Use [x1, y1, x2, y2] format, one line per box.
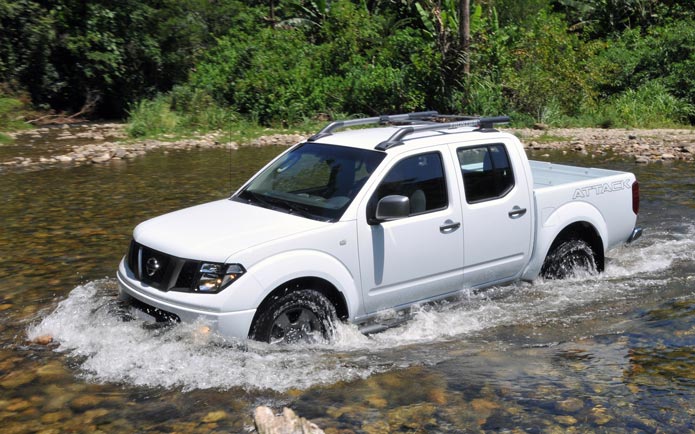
[28, 281, 383, 392]
[28, 225, 695, 391]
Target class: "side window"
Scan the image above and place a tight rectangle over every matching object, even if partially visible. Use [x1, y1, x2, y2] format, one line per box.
[458, 144, 515, 203]
[373, 152, 448, 215]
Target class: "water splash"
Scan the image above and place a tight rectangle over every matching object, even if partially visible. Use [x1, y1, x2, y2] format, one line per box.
[28, 224, 695, 391]
[27, 281, 384, 392]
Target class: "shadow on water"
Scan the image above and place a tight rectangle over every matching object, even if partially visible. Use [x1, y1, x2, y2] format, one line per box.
[2, 144, 695, 432]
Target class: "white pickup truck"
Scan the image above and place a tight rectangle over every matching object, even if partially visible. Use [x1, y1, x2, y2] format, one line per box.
[117, 112, 642, 344]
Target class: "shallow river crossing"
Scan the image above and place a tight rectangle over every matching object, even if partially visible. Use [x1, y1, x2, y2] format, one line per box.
[1, 128, 695, 432]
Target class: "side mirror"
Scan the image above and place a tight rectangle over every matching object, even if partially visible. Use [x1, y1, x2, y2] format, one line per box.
[375, 195, 410, 222]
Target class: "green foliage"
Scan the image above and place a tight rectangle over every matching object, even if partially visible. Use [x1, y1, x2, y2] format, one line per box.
[189, 1, 438, 124]
[126, 96, 180, 138]
[170, 86, 236, 131]
[593, 20, 695, 112]
[502, 10, 601, 122]
[280, 0, 331, 31]
[593, 81, 694, 128]
[126, 88, 240, 138]
[192, 27, 323, 124]
[0, 96, 23, 130]
[0, 0, 57, 109]
[554, 0, 689, 37]
[0, 91, 32, 134]
[2, 0, 695, 128]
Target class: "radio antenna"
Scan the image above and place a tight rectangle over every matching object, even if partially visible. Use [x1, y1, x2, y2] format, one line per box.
[228, 111, 233, 194]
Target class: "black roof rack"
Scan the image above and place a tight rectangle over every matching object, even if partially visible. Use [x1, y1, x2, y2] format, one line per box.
[375, 115, 510, 150]
[307, 111, 439, 142]
[306, 112, 510, 150]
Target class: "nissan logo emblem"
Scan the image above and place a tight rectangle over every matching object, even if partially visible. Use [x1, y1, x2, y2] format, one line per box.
[145, 257, 160, 277]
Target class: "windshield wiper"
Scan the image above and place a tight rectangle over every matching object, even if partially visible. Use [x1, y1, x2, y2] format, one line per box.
[239, 190, 290, 213]
[285, 201, 321, 220]
[238, 190, 330, 221]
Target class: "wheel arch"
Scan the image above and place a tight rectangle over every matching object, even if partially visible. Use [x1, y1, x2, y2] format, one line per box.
[248, 276, 348, 338]
[545, 221, 605, 272]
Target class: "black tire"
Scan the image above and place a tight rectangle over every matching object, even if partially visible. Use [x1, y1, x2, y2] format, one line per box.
[251, 289, 337, 344]
[540, 238, 598, 279]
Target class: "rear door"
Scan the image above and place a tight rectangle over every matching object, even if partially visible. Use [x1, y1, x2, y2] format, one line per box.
[357, 148, 464, 313]
[454, 140, 533, 287]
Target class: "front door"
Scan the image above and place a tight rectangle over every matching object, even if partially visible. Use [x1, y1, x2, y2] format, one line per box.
[357, 150, 464, 314]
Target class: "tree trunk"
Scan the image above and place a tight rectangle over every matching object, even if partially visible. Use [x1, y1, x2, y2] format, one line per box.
[459, 0, 470, 75]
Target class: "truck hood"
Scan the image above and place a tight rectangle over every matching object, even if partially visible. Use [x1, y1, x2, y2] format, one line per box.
[133, 199, 327, 262]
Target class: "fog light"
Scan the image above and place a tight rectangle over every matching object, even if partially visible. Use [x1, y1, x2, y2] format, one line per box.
[196, 263, 245, 293]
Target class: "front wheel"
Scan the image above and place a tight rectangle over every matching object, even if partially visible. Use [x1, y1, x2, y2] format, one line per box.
[250, 289, 337, 345]
[541, 239, 598, 279]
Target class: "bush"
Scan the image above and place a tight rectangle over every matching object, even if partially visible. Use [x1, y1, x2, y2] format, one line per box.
[170, 86, 236, 131]
[501, 10, 602, 122]
[188, 3, 442, 122]
[465, 76, 508, 117]
[595, 81, 694, 128]
[126, 96, 179, 138]
[0, 96, 24, 130]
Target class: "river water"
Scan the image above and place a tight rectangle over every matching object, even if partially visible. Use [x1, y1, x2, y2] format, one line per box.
[1, 130, 695, 432]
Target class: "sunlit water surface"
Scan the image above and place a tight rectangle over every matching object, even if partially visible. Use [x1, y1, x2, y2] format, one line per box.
[2, 140, 695, 432]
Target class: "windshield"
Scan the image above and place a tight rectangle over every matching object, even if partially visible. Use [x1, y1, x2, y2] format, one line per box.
[234, 143, 385, 221]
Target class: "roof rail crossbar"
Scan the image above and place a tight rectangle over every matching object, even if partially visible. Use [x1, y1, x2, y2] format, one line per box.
[375, 115, 510, 150]
[307, 111, 439, 142]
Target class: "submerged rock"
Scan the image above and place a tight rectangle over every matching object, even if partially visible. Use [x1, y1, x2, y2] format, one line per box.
[31, 334, 53, 345]
[556, 397, 584, 413]
[254, 406, 324, 434]
[0, 370, 36, 389]
[202, 410, 227, 423]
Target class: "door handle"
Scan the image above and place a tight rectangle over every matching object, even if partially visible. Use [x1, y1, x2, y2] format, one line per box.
[440, 219, 461, 233]
[508, 206, 527, 219]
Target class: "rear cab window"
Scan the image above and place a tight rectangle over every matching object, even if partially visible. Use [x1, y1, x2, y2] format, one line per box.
[457, 144, 515, 203]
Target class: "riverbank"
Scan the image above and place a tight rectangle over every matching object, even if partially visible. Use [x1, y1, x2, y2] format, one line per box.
[0, 124, 305, 170]
[517, 127, 695, 163]
[2, 123, 694, 170]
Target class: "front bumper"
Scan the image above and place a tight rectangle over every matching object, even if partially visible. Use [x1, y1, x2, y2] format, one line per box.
[116, 260, 257, 340]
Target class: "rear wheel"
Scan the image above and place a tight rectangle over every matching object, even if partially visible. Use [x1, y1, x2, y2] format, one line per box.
[541, 238, 598, 279]
[251, 289, 337, 345]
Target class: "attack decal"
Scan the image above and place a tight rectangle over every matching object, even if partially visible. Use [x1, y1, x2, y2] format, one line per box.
[573, 179, 632, 200]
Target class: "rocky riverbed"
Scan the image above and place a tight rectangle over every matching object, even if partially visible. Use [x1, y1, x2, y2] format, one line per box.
[1, 123, 305, 170]
[517, 126, 695, 163]
[2, 123, 694, 170]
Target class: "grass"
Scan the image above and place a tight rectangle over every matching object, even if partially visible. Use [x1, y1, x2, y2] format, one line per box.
[126, 92, 328, 142]
[125, 96, 181, 138]
[533, 134, 573, 143]
[0, 132, 13, 144]
[0, 96, 33, 141]
[126, 82, 695, 142]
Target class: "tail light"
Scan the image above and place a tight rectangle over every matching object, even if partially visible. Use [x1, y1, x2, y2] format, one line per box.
[632, 180, 640, 215]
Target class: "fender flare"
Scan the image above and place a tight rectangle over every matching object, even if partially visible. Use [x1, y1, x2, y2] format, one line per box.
[523, 201, 608, 280]
[240, 249, 361, 323]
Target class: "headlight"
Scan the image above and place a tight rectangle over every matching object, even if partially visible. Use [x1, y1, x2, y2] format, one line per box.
[196, 263, 246, 293]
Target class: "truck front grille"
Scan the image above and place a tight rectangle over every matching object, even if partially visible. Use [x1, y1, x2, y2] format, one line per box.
[126, 240, 199, 292]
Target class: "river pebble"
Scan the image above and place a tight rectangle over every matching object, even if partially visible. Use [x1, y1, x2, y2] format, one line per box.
[0, 370, 36, 389]
[69, 394, 105, 411]
[254, 406, 324, 434]
[201, 410, 227, 423]
[556, 397, 584, 413]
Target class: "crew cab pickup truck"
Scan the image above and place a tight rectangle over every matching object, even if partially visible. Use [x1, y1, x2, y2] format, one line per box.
[117, 112, 642, 344]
